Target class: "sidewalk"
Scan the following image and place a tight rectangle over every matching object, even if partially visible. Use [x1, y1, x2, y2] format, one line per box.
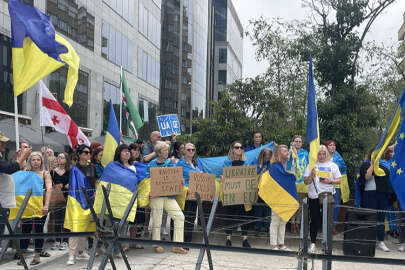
[1, 231, 405, 269]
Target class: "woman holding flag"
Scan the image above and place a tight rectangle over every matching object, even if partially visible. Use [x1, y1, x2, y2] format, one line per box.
[19, 152, 52, 266]
[147, 141, 187, 254]
[304, 145, 341, 253]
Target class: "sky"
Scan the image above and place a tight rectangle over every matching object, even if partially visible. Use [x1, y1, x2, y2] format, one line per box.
[232, 0, 405, 79]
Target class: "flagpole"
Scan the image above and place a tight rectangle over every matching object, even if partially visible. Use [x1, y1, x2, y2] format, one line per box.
[119, 66, 123, 133]
[14, 96, 20, 151]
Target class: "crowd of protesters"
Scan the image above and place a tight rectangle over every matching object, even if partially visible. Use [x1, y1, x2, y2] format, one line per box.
[0, 129, 404, 266]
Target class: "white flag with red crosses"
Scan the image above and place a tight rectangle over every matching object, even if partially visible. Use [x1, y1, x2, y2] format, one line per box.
[39, 80, 90, 148]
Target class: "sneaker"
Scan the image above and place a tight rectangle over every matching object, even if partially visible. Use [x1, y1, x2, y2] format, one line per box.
[76, 252, 90, 260]
[51, 242, 60, 250]
[226, 239, 232, 247]
[309, 243, 316, 253]
[278, 245, 291, 251]
[378, 241, 390, 252]
[242, 239, 251, 248]
[67, 256, 75, 265]
[270, 245, 279, 250]
[398, 243, 405, 252]
[59, 242, 68, 251]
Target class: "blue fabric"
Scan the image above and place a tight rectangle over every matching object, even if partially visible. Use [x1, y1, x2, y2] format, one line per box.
[333, 151, 347, 175]
[145, 158, 172, 178]
[100, 161, 138, 192]
[8, 0, 67, 58]
[69, 166, 94, 210]
[175, 159, 200, 187]
[258, 162, 271, 174]
[287, 149, 309, 184]
[268, 162, 298, 201]
[386, 205, 397, 231]
[134, 161, 148, 184]
[197, 142, 274, 177]
[95, 163, 104, 179]
[12, 171, 43, 196]
[245, 144, 259, 152]
[362, 191, 389, 241]
[333, 188, 341, 225]
[305, 55, 319, 147]
[106, 101, 120, 143]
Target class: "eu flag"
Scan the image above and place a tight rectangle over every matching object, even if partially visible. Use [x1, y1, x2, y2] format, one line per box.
[389, 90, 405, 209]
[306, 55, 320, 171]
[8, 0, 79, 106]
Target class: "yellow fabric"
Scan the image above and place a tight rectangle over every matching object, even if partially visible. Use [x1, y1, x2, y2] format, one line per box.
[371, 107, 402, 176]
[93, 181, 137, 222]
[64, 195, 95, 232]
[55, 34, 80, 107]
[340, 174, 350, 203]
[308, 137, 320, 171]
[9, 195, 43, 220]
[176, 186, 188, 210]
[138, 178, 151, 207]
[296, 182, 308, 193]
[258, 171, 299, 222]
[12, 38, 63, 96]
[101, 132, 119, 167]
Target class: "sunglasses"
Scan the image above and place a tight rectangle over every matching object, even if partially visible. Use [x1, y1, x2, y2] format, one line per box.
[233, 146, 243, 149]
[186, 148, 195, 152]
[81, 151, 91, 155]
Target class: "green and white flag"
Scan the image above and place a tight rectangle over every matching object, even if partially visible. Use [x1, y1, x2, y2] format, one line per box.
[121, 69, 143, 139]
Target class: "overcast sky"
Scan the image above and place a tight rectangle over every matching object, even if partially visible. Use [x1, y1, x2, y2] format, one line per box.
[232, 0, 405, 78]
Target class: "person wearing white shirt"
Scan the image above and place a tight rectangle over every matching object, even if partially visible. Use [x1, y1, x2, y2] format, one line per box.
[304, 145, 341, 253]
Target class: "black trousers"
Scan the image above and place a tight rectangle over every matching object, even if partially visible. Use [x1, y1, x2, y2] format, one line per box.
[20, 216, 46, 253]
[53, 206, 69, 243]
[225, 204, 251, 236]
[308, 198, 321, 244]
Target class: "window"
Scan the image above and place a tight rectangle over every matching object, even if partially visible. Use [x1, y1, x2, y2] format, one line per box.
[218, 48, 227, 63]
[137, 48, 160, 88]
[218, 70, 227, 85]
[138, 98, 158, 140]
[103, 0, 134, 24]
[138, 4, 161, 48]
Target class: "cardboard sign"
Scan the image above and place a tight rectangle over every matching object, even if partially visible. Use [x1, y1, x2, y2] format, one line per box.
[150, 167, 183, 197]
[157, 114, 181, 137]
[222, 165, 258, 206]
[188, 172, 216, 201]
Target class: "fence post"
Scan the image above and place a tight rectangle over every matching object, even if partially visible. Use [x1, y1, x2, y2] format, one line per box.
[297, 198, 309, 270]
[322, 197, 333, 270]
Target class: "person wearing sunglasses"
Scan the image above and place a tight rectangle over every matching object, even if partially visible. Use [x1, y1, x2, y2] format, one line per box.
[221, 141, 252, 248]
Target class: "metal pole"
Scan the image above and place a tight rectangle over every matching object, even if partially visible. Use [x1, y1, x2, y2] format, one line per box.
[195, 194, 219, 270]
[14, 96, 20, 151]
[196, 193, 214, 270]
[322, 197, 332, 270]
[119, 66, 123, 133]
[298, 198, 309, 270]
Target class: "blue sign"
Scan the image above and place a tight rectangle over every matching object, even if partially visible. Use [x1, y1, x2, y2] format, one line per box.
[157, 114, 181, 137]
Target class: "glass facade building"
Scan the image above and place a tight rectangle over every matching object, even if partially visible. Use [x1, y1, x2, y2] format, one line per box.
[160, 0, 208, 133]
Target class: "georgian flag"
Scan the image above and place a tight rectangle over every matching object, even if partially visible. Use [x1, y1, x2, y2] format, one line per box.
[39, 80, 90, 148]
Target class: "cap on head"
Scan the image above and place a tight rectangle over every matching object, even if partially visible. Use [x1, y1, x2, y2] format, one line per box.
[0, 132, 10, 143]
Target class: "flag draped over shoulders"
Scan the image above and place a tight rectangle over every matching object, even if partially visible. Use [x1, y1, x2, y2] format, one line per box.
[134, 161, 150, 207]
[258, 163, 298, 222]
[8, 0, 79, 106]
[64, 166, 95, 232]
[333, 151, 350, 203]
[94, 161, 138, 222]
[9, 171, 43, 220]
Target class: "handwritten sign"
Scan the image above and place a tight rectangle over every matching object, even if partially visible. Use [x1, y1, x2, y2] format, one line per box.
[150, 167, 183, 197]
[157, 114, 181, 137]
[188, 172, 216, 201]
[222, 165, 258, 206]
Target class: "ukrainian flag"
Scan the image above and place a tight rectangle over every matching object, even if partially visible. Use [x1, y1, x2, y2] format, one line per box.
[94, 161, 138, 222]
[101, 101, 120, 167]
[258, 163, 299, 222]
[333, 151, 350, 203]
[306, 56, 320, 171]
[372, 90, 405, 176]
[9, 171, 43, 220]
[64, 166, 96, 232]
[8, 0, 79, 106]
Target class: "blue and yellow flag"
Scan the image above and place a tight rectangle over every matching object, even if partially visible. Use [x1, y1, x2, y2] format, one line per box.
[8, 0, 79, 106]
[291, 149, 309, 193]
[64, 166, 95, 232]
[389, 90, 405, 209]
[9, 171, 43, 220]
[94, 161, 138, 222]
[372, 90, 405, 176]
[258, 163, 299, 222]
[306, 56, 320, 171]
[333, 151, 350, 203]
[101, 101, 120, 167]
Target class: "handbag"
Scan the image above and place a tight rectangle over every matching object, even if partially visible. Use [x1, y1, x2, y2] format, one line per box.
[49, 171, 66, 209]
[318, 192, 334, 204]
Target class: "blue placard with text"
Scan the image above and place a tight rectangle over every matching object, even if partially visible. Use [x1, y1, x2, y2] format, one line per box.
[157, 114, 181, 137]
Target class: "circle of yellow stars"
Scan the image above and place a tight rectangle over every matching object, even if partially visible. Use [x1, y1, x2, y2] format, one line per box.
[392, 132, 405, 175]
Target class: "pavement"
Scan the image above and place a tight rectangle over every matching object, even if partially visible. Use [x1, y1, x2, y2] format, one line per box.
[1, 231, 405, 270]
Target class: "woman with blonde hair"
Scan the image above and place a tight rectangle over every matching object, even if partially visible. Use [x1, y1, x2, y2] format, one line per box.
[222, 141, 252, 248]
[19, 152, 52, 266]
[304, 145, 341, 253]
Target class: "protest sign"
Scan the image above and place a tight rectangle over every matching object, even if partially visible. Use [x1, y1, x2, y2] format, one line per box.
[150, 167, 183, 197]
[222, 165, 258, 206]
[157, 114, 181, 137]
[188, 172, 216, 201]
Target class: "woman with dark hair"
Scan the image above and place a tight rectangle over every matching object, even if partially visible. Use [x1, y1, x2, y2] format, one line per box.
[50, 152, 71, 251]
[357, 147, 393, 252]
[170, 141, 185, 163]
[129, 143, 142, 162]
[245, 131, 264, 152]
[221, 141, 252, 248]
[91, 147, 104, 179]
